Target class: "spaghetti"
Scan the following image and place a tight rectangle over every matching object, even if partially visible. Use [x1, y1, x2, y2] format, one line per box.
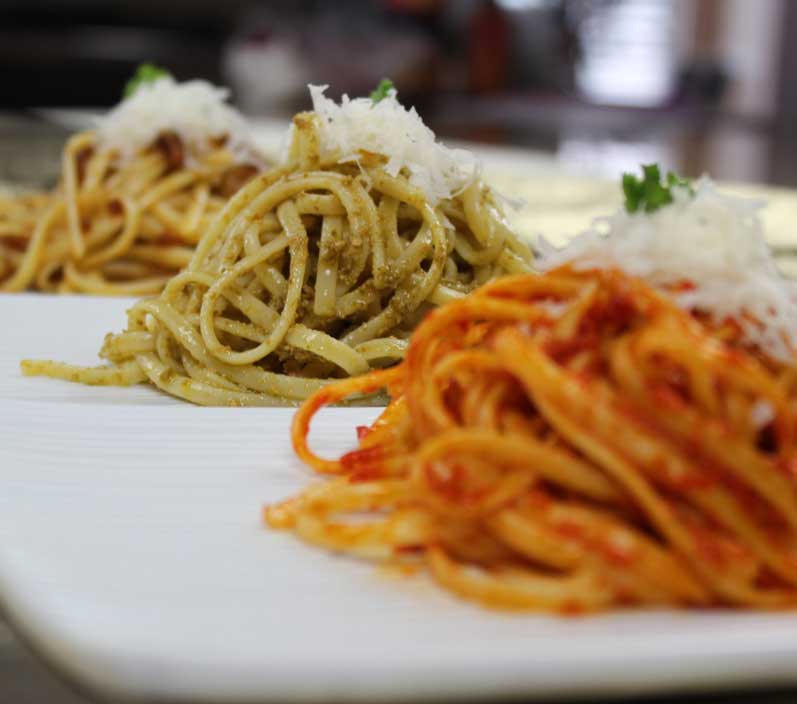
[1, 76, 263, 294]
[268, 268, 797, 612]
[22, 99, 533, 403]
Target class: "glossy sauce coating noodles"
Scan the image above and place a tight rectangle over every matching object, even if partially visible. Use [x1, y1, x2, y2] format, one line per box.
[268, 269, 797, 612]
[22, 112, 532, 404]
[0, 130, 260, 294]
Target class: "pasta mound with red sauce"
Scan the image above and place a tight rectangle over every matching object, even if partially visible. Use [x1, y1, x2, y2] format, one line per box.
[266, 268, 797, 613]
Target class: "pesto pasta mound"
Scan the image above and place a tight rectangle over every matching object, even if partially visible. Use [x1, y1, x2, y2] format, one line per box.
[22, 93, 533, 405]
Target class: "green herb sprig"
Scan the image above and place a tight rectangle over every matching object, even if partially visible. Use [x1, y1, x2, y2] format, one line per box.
[622, 164, 692, 213]
[124, 63, 172, 98]
[369, 78, 395, 103]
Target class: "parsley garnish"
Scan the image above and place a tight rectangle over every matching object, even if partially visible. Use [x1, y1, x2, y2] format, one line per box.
[369, 78, 395, 103]
[124, 63, 172, 98]
[622, 164, 692, 213]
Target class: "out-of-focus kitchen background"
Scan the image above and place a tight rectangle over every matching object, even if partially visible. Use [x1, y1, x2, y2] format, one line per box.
[1, 0, 796, 189]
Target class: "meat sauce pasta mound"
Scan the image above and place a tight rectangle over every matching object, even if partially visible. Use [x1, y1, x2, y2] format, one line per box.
[268, 268, 797, 613]
[0, 71, 263, 295]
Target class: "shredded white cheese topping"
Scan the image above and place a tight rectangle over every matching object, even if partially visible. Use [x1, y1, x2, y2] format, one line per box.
[750, 399, 776, 428]
[537, 178, 797, 361]
[95, 77, 259, 164]
[305, 84, 478, 204]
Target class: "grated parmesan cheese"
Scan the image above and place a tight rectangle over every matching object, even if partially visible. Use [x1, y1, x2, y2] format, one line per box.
[95, 77, 260, 165]
[537, 178, 797, 362]
[304, 84, 478, 204]
[750, 399, 776, 428]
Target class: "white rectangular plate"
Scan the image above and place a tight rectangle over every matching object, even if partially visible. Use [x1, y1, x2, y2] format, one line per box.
[3, 293, 797, 703]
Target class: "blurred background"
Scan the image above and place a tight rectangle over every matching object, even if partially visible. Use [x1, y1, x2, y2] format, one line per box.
[1, 0, 796, 191]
